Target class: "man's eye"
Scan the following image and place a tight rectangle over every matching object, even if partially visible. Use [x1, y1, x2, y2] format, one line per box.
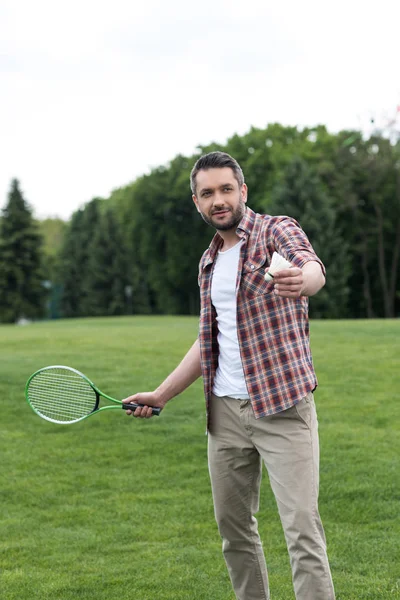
[223, 187, 232, 192]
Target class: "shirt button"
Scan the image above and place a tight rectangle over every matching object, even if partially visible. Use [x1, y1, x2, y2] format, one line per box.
[250, 265, 255, 270]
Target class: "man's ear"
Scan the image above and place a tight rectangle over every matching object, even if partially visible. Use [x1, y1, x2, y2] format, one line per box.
[241, 183, 248, 203]
[192, 195, 201, 213]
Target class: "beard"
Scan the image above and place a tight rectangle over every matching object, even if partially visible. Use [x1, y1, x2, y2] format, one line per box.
[199, 199, 246, 231]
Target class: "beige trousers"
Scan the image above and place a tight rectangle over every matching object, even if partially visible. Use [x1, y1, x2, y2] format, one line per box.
[208, 393, 335, 600]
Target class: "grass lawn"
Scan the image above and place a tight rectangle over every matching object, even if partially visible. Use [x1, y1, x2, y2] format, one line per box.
[0, 316, 399, 599]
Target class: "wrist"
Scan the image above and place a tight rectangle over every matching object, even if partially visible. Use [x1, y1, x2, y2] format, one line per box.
[154, 387, 170, 406]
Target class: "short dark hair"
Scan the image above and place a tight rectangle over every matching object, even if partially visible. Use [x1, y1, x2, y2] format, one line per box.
[190, 151, 245, 194]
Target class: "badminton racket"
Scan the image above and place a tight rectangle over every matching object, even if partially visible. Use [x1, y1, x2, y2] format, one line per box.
[25, 365, 161, 424]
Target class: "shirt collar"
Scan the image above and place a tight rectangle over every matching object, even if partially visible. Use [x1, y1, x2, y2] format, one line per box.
[237, 206, 256, 237]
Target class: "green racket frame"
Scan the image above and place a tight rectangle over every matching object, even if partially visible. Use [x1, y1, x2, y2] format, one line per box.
[25, 365, 161, 424]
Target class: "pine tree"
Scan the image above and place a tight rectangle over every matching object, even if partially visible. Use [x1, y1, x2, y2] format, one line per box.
[269, 157, 350, 318]
[0, 179, 45, 323]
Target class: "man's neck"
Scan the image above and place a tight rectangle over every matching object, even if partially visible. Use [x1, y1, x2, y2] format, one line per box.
[218, 230, 242, 251]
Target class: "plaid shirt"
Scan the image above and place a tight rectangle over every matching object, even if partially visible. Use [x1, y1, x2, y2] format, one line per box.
[198, 207, 325, 427]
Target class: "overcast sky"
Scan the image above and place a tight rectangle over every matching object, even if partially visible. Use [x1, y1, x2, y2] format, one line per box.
[1, 0, 399, 220]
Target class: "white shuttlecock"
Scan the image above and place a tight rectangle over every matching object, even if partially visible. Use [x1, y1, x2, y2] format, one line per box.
[264, 252, 292, 282]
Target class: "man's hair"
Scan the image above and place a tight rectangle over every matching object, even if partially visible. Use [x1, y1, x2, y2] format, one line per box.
[190, 151, 245, 194]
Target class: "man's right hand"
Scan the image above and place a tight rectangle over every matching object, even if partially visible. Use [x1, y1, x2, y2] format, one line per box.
[122, 391, 166, 419]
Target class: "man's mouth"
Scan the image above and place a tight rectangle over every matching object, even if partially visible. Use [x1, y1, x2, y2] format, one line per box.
[212, 209, 230, 217]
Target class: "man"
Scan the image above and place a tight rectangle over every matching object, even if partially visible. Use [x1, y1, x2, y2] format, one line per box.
[123, 151, 335, 600]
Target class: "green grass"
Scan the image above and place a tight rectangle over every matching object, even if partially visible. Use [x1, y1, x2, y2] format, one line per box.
[0, 316, 399, 599]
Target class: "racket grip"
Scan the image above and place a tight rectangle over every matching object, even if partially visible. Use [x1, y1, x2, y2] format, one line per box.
[122, 403, 161, 416]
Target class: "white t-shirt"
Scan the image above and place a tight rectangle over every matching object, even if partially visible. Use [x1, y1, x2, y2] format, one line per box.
[211, 240, 249, 399]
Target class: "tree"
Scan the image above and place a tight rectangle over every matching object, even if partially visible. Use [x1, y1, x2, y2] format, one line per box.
[84, 208, 128, 316]
[38, 218, 67, 319]
[333, 135, 400, 318]
[52, 123, 400, 320]
[38, 217, 67, 282]
[128, 156, 210, 315]
[269, 157, 350, 318]
[0, 179, 45, 323]
[59, 199, 102, 317]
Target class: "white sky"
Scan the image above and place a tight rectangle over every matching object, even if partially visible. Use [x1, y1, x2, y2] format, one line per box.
[1, 0, 399, 220]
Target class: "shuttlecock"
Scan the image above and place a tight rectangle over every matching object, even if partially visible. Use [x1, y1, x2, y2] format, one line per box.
[264, 252, 292, 282]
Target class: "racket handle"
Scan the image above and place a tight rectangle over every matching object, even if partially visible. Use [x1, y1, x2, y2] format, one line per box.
[122, 403, 161, 416]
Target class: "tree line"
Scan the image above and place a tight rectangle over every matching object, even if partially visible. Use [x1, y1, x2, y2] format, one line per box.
[1, 123, 399, 323]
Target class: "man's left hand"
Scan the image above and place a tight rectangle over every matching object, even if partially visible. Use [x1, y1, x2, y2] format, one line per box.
[273, 268, 303, 298]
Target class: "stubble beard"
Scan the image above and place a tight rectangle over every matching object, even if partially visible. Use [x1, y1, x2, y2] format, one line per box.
[200, 199, 246, 231]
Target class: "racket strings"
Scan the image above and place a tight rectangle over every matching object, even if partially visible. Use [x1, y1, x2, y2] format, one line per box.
[27, 369, 97, 423]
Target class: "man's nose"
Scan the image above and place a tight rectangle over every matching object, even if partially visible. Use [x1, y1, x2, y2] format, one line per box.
[213, 192, 226, 206]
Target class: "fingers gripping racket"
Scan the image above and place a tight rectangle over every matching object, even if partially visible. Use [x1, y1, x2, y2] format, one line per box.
[25, 365, 161, 425]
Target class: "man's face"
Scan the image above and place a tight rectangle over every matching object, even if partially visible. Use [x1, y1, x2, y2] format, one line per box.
[192, 167, 247, 231]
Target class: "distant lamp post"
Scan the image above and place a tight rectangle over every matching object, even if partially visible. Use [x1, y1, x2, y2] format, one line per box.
[125, 285, 133, 314]
[42, 280, 53, 320]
